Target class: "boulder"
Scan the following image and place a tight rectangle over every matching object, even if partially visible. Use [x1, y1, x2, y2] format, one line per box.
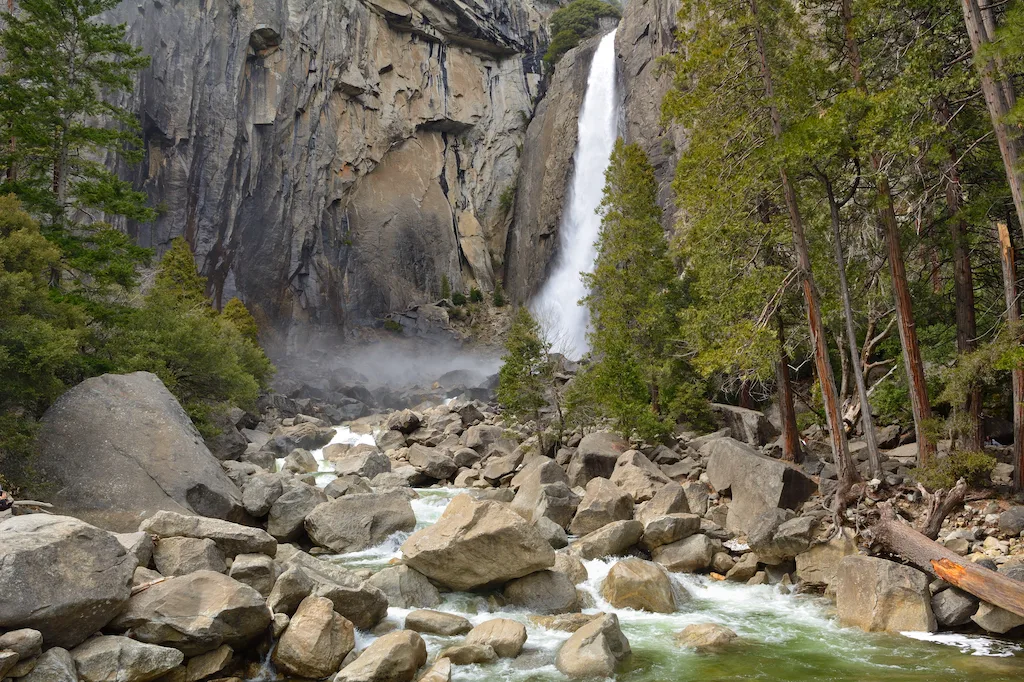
[747, 509, 816, 565]
[185, 644, 233, 680]
[115, 532, 155, 568]
[153, 537, 226, 576]
[283, 448, 319, 474]
[401, 494, 555, 590]
[710, 404, 779, 446]
[108, 570, 272, 655]
[635, 482, 690, 524]
[269, 559, 389, 630]
[674, 623, 737, 652]
[572, 520, 644, 560]
[386, 410, 421, 434]
[725, 553, 760, 582]
[0, 652, 17, 679]
[70, 635, 184, 682]
[931, 588, 977, 627]
[267, 422, 336, 453]
[0, 515, 134, 648]
[372, 466, 429, 489]
[267, 483, 328, 542]
[273, 595, 354, 679]
[0, 629, 43, 660]
[555, 613, 630, 678]
[502, 570, 578, 614]
[481, 451, 524, 483]
[304, 491, 416, 552]
[835, 556, 936, 633]
[417, 658, 452, 682]
[140, 510, 277, 558]
[535, 516, 570, 549]
[529, 613, 600, 633]
[375, 429, 407, 452]
[610, 451, 672, 502]
[229, 553, 278, 597]
[464, 618, 527, 658]
[511, 457, 568, 490]
[404, 610, 473, 636]
[704, 438, 816, 533]
[267, 566, 315, 616]
[437, 643, 498, 665]
[639, 514, 701, 551]
[241, 471, 284, 515]
[324, 474, 373, 499]
[407, 444, 458, 480]
[464, 424, 503, 451]
[18, 647, 77, 682]
[332, 447, 391, 479]
[33, 372, 245, 530]
[334, 630, 426, 682]
[365, 565, 441, 609]
[794, 528, 857, 588]
[569, 478, 634, 536]
[566, 431, 629, 487]
[601, 559, 681, 613]
[682, 480, 711, 517]
[998, 506, 1024, 536]
[511, 480, 580, 529]
[971, 602, 1024, 634]
[651, 534, 716, 573]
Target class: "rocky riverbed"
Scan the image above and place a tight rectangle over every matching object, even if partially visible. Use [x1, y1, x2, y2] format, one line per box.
[2, 371, 1024, 681]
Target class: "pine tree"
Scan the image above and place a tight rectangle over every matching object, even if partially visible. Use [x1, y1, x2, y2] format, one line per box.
[498, 307, 553, 447]
[154, 237, 208, 306]
[579, 140, 704, 439]
[222, 297, 260, 343]
[0, 0, 153, 292]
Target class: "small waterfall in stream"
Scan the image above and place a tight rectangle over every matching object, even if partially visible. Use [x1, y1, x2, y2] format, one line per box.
[531, 29, 619, 360]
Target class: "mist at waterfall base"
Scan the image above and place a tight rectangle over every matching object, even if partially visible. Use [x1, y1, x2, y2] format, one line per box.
[530, 30, 619, 361]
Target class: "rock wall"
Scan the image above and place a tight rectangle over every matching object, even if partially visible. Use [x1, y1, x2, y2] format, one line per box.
[503, 36, 599, 305]
[615, 0, 683, 232]
[105, 0, 550, 348]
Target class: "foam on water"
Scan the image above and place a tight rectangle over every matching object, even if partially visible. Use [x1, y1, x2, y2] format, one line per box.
[901, 631, 1023, 657]
[276, 425, 378, 486]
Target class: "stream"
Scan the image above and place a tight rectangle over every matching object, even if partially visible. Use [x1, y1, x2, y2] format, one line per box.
[262, 429, 1024, 681]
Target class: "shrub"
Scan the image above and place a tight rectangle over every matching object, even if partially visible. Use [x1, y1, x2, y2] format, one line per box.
[441, 274, 451, 300]
[470, 287, 484, 303]
[493, 281, 507, 307]
[912, 450, 998, 490]
[383, 319, 403, 333]
[499, 185, 516, 214]
[543, 0, 620, 65]
[452, 291, 467, 306]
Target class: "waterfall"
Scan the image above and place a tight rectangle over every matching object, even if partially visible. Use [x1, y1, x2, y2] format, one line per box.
[531, 29, 619, 360]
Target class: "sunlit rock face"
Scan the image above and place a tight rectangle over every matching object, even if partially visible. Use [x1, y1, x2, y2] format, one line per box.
[106, 0, 548, 345]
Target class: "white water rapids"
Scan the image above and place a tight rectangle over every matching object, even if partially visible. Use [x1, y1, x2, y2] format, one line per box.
[531, 30, 619, 360]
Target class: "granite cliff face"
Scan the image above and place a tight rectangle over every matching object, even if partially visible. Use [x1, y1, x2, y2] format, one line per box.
[107, 0, 549, 346]
[104, 0, 681, 339]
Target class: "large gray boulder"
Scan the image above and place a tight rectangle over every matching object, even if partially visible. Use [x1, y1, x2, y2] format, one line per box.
[33, 372, 245, 530]
[794, 528, 858, 588]
[406, 444, 458, 480]
[569, 478, 634, 536]
[555, 613, 630, 678]
[710, 404, 779, 446]
[18, 647, 77, 682]
[364, 565, 441, 609]
[153, 537, 226, 576]
[464, 618, 528, 658]
[835, 556, 936, 633]
[331, 445, 391, 479]
[651, 534, 716, 573]
[572, 520, 643, 560]
[502, 570, 578, 614]
[567, 431, 630, 487]
[108, 570, 272, 655]
[70, 635, 184, 682]
[334, 630, 426, 682]
[139, 510, 276, 557]
[511, 476, 581, 529]
[272, 595, 354, 679]
[271, 554, 389, 630]
[0, 515, 135, 648]
[601, 559, 680, 613]
[267, 482, 328, 542]
[304, 491, 416, 552]
[746, 508, 816, 565]
[610, 450, 671, 502]
[401, 494, 555, 590]
[704, 437, 816, 533]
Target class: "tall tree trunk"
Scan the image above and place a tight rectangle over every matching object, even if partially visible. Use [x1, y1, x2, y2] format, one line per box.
[842, 0, 936, 465]
[822, 173, 882, 476]
[750, 0, 856, 489]
[960, 0, 1024, 230]
[996, 221, 1024, 490]
[776, 317, 802, 463]
[938, 102, 983, 452]
[739, 381, 754, 410]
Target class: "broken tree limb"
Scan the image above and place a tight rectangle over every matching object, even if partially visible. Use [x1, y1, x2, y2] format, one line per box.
[917, 478, 968, 541]
[870, 500, 1024, 618]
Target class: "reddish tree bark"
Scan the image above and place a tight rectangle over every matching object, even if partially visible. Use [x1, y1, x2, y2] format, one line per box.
[996, 221, 1024, 491]
[776, 318, 802, 463]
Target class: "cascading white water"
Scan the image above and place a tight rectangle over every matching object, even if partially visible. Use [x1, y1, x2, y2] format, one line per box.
[531, 30, 619, 360]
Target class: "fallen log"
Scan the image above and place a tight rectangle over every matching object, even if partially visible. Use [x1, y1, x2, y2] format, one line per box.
[870, 500, 1024, 618]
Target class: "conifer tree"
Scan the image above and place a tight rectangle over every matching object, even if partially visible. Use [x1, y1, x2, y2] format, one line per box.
[498, 307, 554, 449]
[0, 0, 153, 292]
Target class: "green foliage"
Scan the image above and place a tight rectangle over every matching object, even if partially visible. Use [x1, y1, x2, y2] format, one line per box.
[440, 274, 451, 300]
[492, 281, 507, 307]
[499, 185, 516, 214]
[498, 307, 552, 425]
[543, 0, 620, 65]
[0, 0, 154, 293]
[107, 239, 273, 434]
[469, 287, 484, 303]
[0, 196, 86, 465]
[576, 140, 705, 440]
[912, 450, 998, 491]
[452, 291, 467, 306]
[383, 319, 403, 333]
[222, 297, 260, 343]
